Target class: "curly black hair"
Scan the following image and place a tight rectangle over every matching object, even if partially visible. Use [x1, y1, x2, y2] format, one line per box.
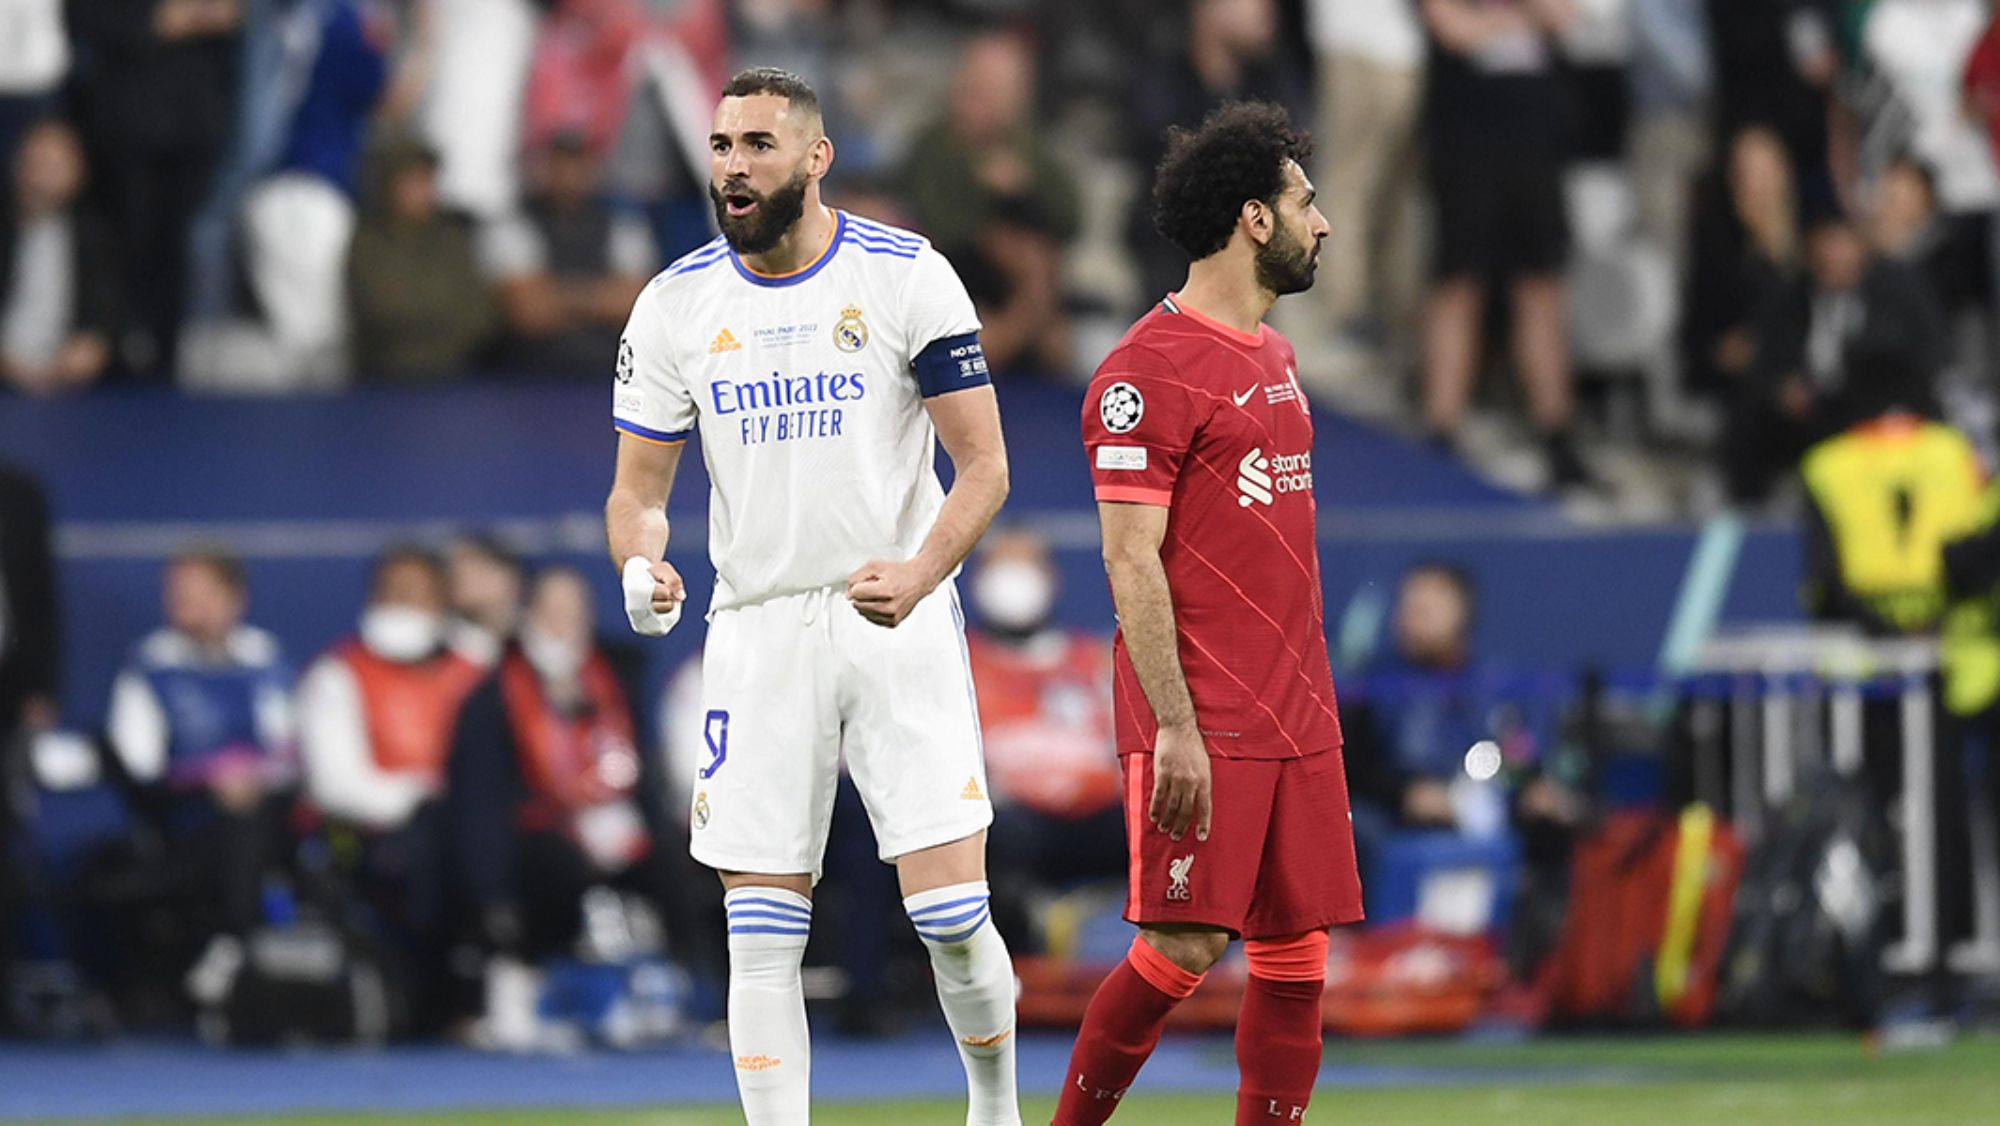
[1151, 101, 1313, 262]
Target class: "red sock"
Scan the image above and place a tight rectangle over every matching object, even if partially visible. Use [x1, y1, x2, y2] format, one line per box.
[1233, 975, 1324, 1124]
[1051, 938, 1203, 1126]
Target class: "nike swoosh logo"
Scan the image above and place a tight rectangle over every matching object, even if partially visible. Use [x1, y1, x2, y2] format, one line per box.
[1232, 387, 1256, 406]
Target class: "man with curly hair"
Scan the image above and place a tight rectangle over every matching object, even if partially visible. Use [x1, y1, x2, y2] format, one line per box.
[1057, 101, 1363, 1125]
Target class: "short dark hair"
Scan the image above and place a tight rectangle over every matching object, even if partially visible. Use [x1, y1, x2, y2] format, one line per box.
[1402, 559, 1478, 619]
[169, 542, 247, 594]
[1151, 101, 1313, 262]
[721, 67, 821, 118]
[370, 543, 445, 597]
[449, 530, 522, 577]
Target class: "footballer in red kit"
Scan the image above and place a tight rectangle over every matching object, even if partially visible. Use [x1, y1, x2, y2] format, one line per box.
[1052, 102, 1362, 1126]
[1086, 293, 1362, 940]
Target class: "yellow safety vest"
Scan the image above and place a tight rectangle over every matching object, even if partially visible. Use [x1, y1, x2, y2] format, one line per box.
[1801, 417, 1985, 636]
[1944, 486, 2000, 717]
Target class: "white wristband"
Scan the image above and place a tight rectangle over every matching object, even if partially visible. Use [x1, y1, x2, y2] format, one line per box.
[622, 555, 682, 637]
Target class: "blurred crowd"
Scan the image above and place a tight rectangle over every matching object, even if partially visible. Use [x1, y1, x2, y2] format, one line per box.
[0, 463, 1605, 1040]
[9, 1, 2000, 498]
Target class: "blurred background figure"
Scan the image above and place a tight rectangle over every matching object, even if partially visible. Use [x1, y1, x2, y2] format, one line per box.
[298, 546, 477, 833]
[1129, 0, 1306, 308]
[963, 528, 1119, 954]
[1725, 213, 1948, 504]
[2, 117, 117, 397]
[444, 532, 526, 671]
[1858, 0, 1998, 382]
[1626, 0, 1711, 281]
[1870, 156, 1948, 292]
[1707, 0, 1836, 207]
[441, 565, 671, 1049]
[1306, 0, 1425, 381]
[417, 0, 536, 220]
[346, 137, 498, 381]
[295, 545, 480, 1027]
[104, 545, 295, 1011]
[1418, 0, 1587, 491]
[900, 29, 1077, 378]
[1683, 126, 1802, 426]
[68, 0, 243, 376]
[1340, 561, 1579, 906]
[0, 0, 69, 168]
[482, 132, 658, 378]
[0, 460, 59, 1035]
[180, 0, 425, 392]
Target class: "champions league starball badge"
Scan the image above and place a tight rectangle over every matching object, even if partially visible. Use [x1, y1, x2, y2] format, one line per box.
[616, 337, 635, 384]
[1100, 382, 1144, 434]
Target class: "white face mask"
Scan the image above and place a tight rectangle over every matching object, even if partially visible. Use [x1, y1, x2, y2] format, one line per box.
[973, 561, 1055, 634]
[520, 624, 587, 682]
[359, 605, 444, 663]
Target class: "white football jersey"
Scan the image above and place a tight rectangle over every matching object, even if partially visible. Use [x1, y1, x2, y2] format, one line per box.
[613, 209, 989, 613]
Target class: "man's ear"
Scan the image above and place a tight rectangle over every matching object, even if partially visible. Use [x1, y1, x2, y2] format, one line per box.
[809, 134, 835, 179]
[1243, 198, 1274, 247]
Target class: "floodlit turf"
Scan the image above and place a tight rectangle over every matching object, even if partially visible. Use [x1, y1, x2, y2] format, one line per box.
[122, 1033, 2000, 1126]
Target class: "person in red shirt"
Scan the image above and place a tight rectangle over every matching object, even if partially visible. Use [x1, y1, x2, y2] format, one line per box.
[1055, 100, 1363, 1126]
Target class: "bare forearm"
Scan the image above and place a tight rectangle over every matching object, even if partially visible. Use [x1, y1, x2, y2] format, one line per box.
[605, 489, 670, 568]
[914, 448, 1008, 586]
[1106, 553, 1197, 731]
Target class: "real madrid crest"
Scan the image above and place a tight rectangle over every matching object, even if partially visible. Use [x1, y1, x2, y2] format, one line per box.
[693, 790, 711, 830]
[833, 305, 869, 353]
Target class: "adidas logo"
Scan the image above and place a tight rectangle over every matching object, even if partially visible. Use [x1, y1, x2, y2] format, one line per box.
[709, 328, 741, 354]
[1237, 448, 1274, 507]
[961, 777, 985, 801]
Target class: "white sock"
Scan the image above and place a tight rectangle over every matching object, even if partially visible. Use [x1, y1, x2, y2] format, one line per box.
[906, 880, 1021, 1126]
[725, 887, 813, 1124]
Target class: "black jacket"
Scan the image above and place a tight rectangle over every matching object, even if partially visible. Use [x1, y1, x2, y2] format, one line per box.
[1751, 257, 1948, 426]
[0, 464, 59, 733]
[0, 206, 123, 349]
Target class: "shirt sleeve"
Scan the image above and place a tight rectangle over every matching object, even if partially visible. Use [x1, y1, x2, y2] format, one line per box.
[106, 670, 168, 784]
[1081, 345, 1205, 507]
[298, 658, 429, 829]
[901, 244, 990, 397]
[612, 280, 697, 444]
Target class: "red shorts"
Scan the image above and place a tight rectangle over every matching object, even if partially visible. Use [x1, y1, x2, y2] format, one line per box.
[1122, 750, 1364, 939]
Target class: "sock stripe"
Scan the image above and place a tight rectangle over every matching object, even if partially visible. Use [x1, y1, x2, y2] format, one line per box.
[908, 892, 989, 918]
[727, 910, 816, 930]
[914, 906, 991, 945]
[727, 923, 813, 937]
[910, 901, 990, 930]
[726, 896, 812, 918]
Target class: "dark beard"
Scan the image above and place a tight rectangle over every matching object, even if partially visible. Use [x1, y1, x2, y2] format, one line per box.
[710, 169, 810, 256]
[1254, 221, 1319, 296]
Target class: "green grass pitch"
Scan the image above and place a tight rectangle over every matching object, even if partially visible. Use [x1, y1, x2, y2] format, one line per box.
[120, 1032, 2000, 1125]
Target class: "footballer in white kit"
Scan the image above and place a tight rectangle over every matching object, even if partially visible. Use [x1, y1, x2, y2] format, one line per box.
[604, 68, 1020, 1126]
[617, 206, 994, 875]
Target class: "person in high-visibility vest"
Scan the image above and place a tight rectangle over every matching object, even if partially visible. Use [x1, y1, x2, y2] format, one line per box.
[1801, 410, 1986, 637]
[1804, 402, 1989, 989]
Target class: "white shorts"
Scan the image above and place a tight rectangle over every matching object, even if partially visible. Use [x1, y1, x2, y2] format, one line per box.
[688, 583, 993, 876]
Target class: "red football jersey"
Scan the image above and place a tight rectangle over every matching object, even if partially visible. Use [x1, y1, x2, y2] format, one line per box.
[1080, 294, 1342, 760]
